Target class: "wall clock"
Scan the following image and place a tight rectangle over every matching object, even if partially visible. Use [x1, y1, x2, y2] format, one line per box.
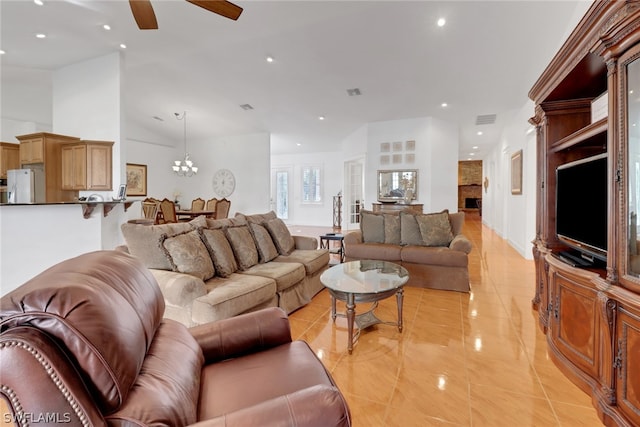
[212, 168, 236, 197]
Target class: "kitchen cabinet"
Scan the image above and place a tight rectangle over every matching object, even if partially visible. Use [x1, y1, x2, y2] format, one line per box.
[61, 141, 113, 191]
[0, 142, 20, 179]
[16, 132, 80, 202]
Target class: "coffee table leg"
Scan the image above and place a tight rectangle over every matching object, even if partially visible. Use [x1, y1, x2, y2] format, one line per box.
[331, 294, 337, 321]
[396, 288, 404, 332]
[347, 293, 355, 354]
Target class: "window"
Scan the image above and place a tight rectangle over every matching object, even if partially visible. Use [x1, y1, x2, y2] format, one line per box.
[271, 168, 290, 219]
[302, 165, 322, 204]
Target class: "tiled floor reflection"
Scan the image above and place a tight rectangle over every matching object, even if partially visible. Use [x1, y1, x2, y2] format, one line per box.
[288, 213, 603, 427]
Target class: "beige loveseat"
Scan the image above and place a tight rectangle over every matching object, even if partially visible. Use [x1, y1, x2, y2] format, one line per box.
[344, 209, 472, 292]
[121, 211, 329, 327]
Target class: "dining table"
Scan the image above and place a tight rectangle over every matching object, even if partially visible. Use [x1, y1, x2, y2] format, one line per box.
[176, 209, 215, 220]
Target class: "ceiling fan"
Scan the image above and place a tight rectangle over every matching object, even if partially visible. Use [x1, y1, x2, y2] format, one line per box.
[129, 0, 243, 30]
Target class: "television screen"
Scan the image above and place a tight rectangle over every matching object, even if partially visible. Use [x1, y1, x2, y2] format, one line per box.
[556, 153, 608, 262]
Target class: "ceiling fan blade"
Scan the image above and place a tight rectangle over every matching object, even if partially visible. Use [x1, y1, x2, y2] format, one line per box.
[129, 0, 158, 30]
[186, 0, 243, 21]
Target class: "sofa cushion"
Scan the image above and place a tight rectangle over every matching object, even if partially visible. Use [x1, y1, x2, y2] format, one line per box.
[274, 249, 330, 275]
[400, 211, 423, 246]
[200, 228, 238, 277]
[225, 225, 259, 270]
[249, 222, 279, 263]
[160, 230, 215, 281]
[345, 242, 401, 261]
[264, 218, 295, 255]
[242, 262, 306, 292]
[105, 319, 203, 426]
[192, 274, 277, 323]
[239, 211, 278, 224]
[360, 210, 384, 243]
[449, 211, 465, 236]
[121, 222, 193, 270]
[416, 210, 454, 246]
[400, 245, 468, 267]
[384, 213, 401, 244]
[205, 216, 247, 229]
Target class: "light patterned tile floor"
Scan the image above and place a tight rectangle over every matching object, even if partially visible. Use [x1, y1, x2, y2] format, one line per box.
[287, 212, 604, 426]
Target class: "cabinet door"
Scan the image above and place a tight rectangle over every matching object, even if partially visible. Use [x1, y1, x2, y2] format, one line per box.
[0, 145, 19, 178]
[86, 144, 111, 190]
[61, 146, 74, 190]
[72, 145, 86, 189]
[550, 271, 599, 379]
[20, 139, 44, 164]
[615, 304, 640, 426]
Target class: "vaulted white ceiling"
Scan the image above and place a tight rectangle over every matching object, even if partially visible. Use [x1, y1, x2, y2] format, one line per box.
[1, 0, 592, 158]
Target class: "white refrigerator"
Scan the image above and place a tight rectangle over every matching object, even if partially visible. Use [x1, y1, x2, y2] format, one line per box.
[7, 167, 45, 203]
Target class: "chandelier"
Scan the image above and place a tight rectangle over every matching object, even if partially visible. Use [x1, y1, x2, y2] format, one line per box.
[172, 111, 198, 177]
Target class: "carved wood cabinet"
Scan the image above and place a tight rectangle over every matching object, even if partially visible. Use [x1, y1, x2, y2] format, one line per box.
[530, 2, 640, 425]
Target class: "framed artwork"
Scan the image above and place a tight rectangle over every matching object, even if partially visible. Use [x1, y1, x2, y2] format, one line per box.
[511, 150, 523, 195]
[126, 163, 147, 196]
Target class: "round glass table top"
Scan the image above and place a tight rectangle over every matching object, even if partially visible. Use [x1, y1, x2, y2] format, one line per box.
[320, 260, 409, 294]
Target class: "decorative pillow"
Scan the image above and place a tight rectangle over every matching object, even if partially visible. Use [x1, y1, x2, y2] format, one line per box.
[400, 211, 423, 246]
[416, 210, 454, 247]
[264, 218, 295, 255]
[238, 211, 278, 224]
[205, 216, 247, 230]
[224, 225, 259, 270]
[249, 222, 279, 263]
[200, 228, 238, 277]
[121, 222, 193, 270]
[360, 210, 384, 243]
[189, 215, 208, 229]
[159, 230, 215, 280]
[384, 213, 401, 244]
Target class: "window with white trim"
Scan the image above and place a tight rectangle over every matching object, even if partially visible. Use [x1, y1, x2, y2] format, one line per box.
[301, 165, 322, 204]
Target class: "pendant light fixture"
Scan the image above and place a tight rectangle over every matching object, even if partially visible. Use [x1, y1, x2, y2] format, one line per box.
[172, 111, 198, 177]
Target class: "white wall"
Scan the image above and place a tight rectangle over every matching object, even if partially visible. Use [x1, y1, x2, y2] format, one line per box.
[271, 151, 343, 226]
[365, 117, 459, 213]
[482, 102, 537, 259]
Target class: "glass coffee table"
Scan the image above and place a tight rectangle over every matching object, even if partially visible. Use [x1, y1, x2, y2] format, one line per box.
[320, 260, 409, 353]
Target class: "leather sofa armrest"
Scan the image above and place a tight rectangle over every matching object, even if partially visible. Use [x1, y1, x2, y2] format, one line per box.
[293, 235, 318, 250]
[188, 385, 351, 427]
[189, 307, 292, 363]
[344, 230, 363, 245]
[449, 234, 472, 254]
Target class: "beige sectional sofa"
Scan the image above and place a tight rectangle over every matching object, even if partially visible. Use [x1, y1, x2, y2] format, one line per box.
[344, 209, 472, 292]
[120, 211, 329, 327]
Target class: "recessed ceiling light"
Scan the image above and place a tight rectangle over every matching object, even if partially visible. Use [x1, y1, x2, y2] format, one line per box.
[240, 104, 254, 110]
[477, 131, 483, 136]
[266, 56, 274, 63]
[34, 0, 44, 5]
[120, 43, 127, 49]
[318, 116, 325, 120]
[296, 143, 301, 146]
[472, 146, 478, 149]
[36, 33, 46, 39]
[0, 50, 5, 55]
[441, 102, 448, 107]
[437, 18, 446, 27]
[103, 24, 111, 31]
[346, 88, 361, 96]
[469, 153, 475, 156]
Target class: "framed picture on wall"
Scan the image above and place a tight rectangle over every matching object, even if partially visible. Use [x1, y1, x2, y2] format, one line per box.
[511, 150, 523, 195]
[126, 163, 147, 196]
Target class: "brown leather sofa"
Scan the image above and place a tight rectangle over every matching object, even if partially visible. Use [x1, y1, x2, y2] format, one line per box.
[0, 250, 351, 427]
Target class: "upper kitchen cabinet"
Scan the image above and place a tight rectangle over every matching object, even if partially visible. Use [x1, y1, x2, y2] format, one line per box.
[0, 143, 20, 179]
[16, 132, 81, 202]
[61, 140, 113, 191]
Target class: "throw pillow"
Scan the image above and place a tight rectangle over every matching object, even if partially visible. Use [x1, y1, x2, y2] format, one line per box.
[384, 213, 401, 245]
[400, 211, 423, 246]
[264, 218, 295, 255]
[360, 210, 384, 243]
[159, 230, 215, 280]
[416, 210, 454, 247]
[200, 228, 238, 277]
[224, 225, 259, 270]
[121, 222, 193, 270]
[249, 222, 279, 263]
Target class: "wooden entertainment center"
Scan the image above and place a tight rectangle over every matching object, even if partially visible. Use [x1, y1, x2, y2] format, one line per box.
[529, 2, 640, 426]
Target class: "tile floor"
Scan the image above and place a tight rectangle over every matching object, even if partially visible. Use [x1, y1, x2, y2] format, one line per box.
[287, 212, 604, 426]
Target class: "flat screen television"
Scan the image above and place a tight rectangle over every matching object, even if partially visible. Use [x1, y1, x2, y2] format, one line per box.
[556, 153, 608, 265]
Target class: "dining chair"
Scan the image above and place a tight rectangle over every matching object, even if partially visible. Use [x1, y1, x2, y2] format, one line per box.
[206, 198, 218, 211]
[159, 198, 178, 224]
[215, 198, 231, 219]
[127, 200, 159, 225]
[191, 197, 205, 211]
